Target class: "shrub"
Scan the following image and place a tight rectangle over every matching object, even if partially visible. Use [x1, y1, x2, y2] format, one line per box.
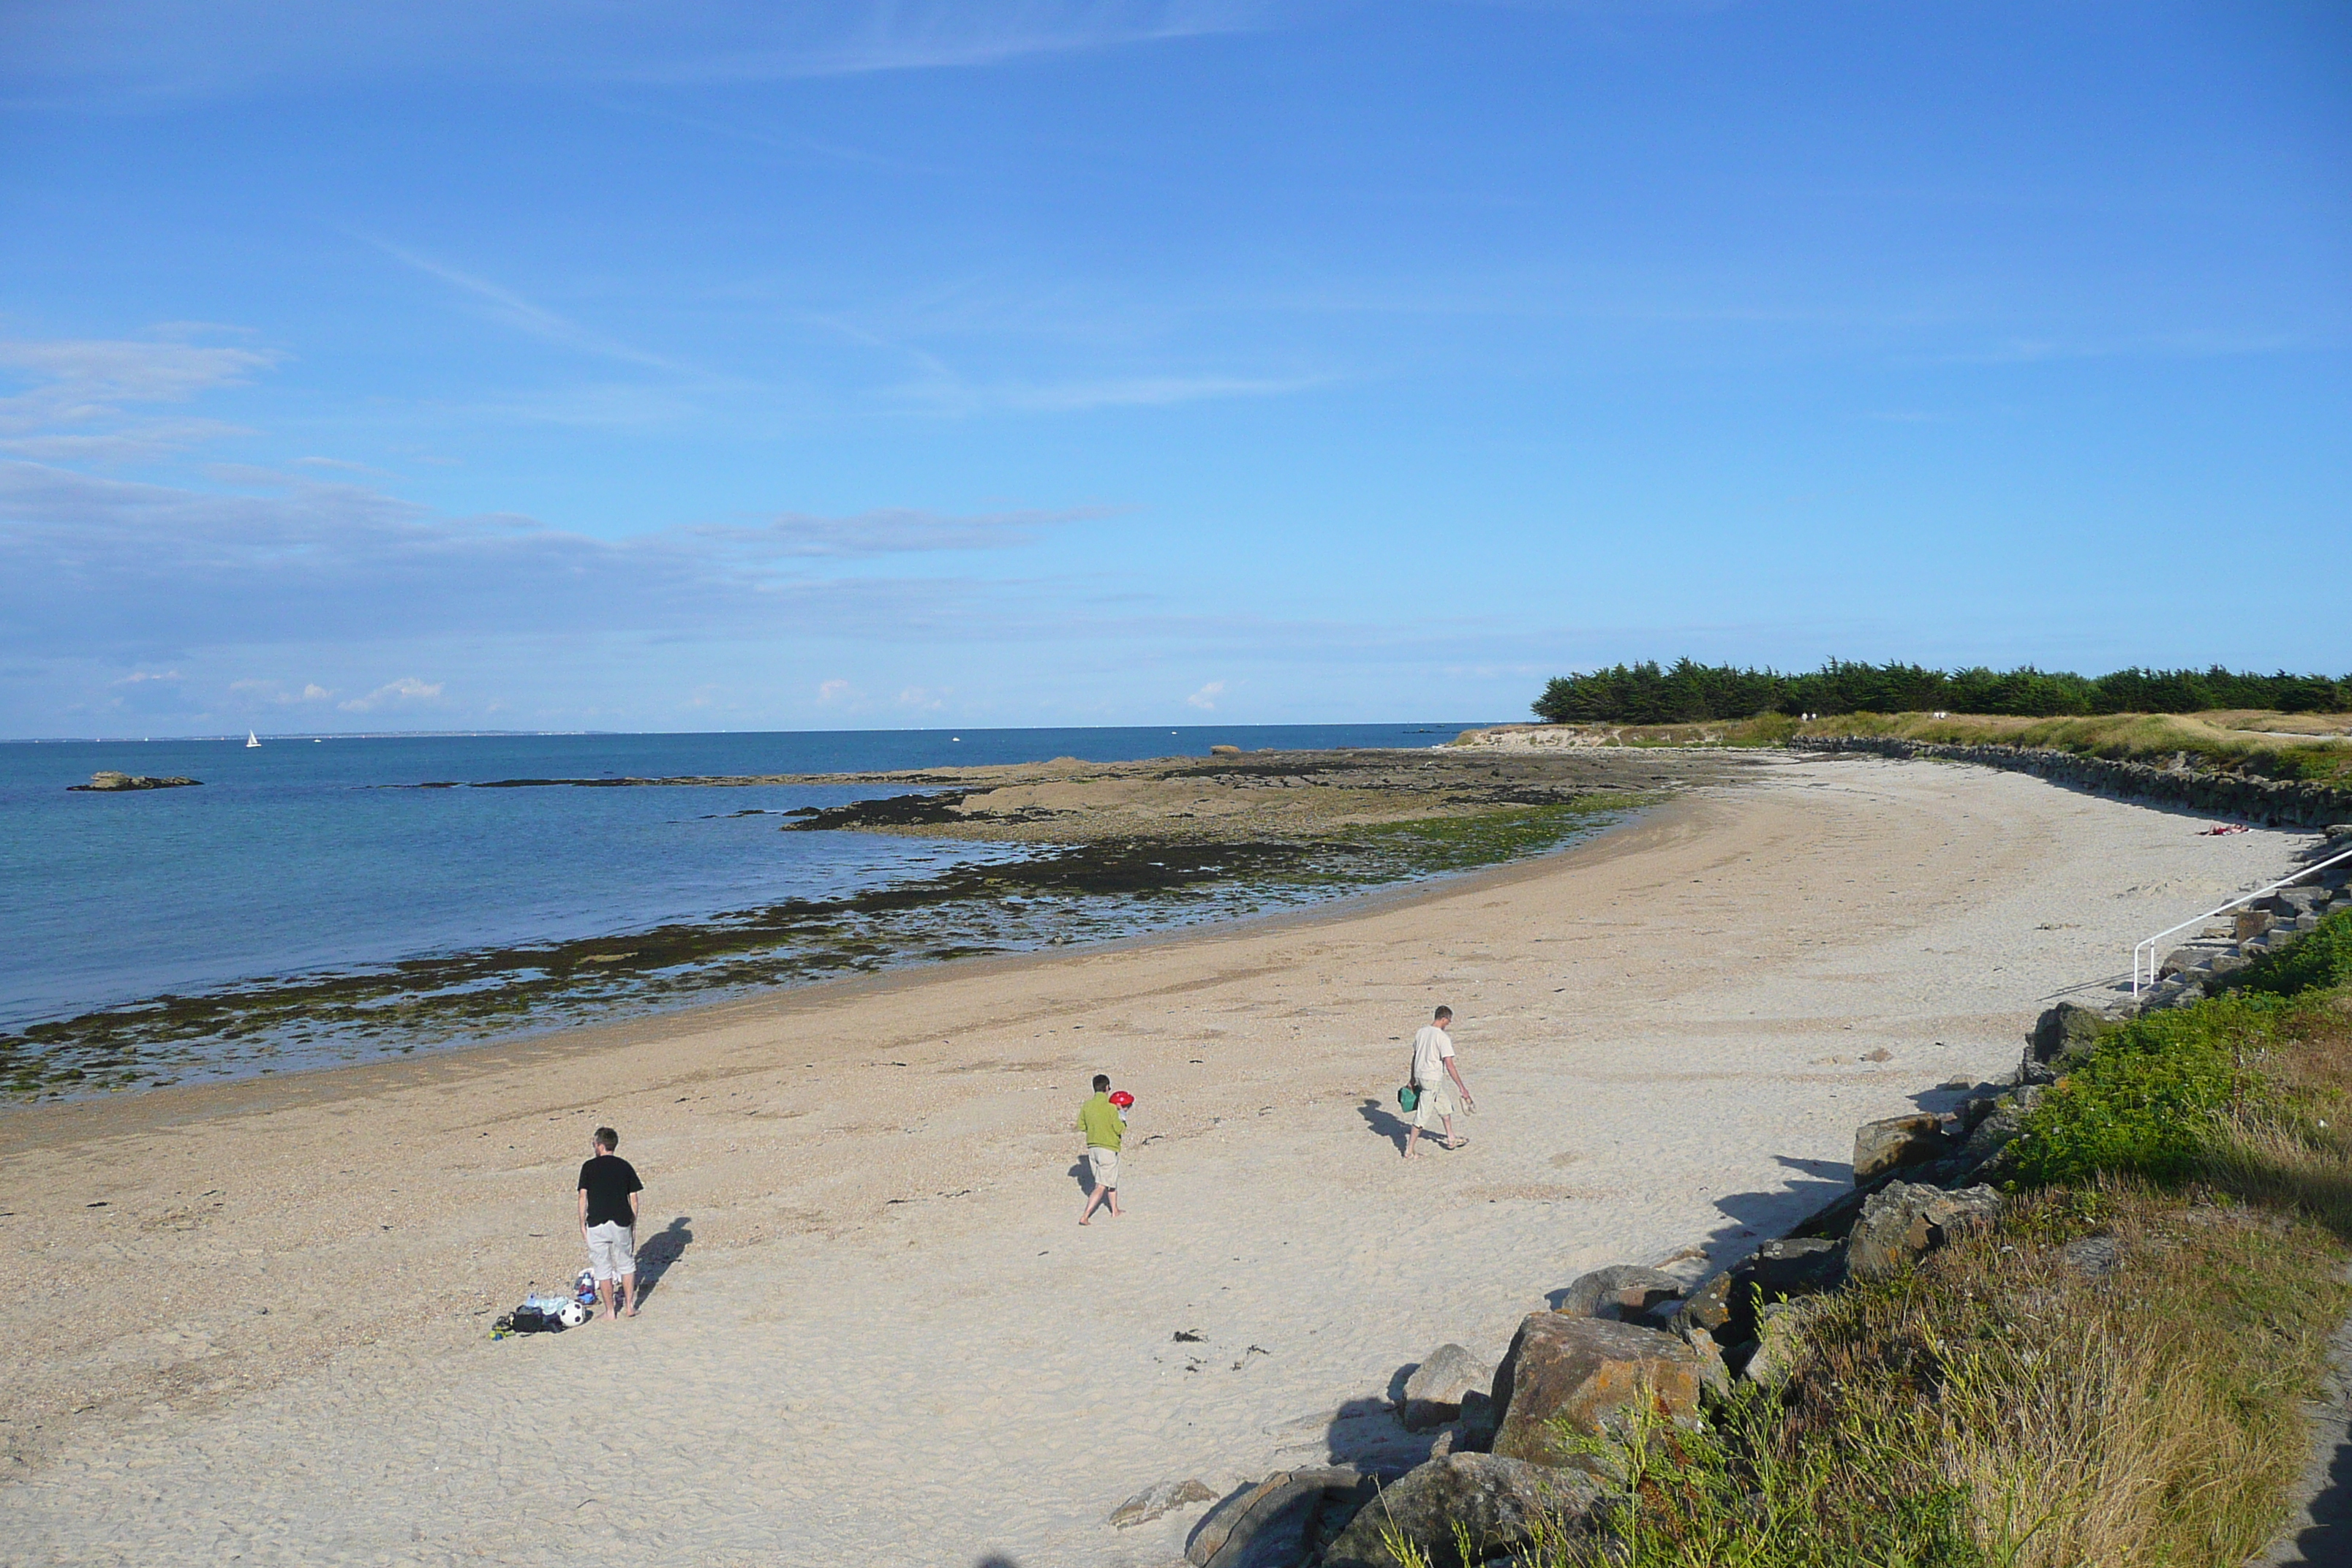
[2227, 909, 2352, 998]
[2004, 998, 2272, 1187]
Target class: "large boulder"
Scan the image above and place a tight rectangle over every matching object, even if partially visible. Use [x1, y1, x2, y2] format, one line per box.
[1558, 1264, 1686, 1322]
[1852, 1114, 1949, 1183]
[1488, 1315, 1700, 1468]
[1186, 1469, 1368, 1568]
[1847, 1183, 2004, 1280]
[1319, 1454, 1614, 1568]
[2027, 1001, 2111, 1069]
[1401, 1343, 1494, 1433]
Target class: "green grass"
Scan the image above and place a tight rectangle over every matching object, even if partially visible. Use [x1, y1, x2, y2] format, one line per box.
[1789, 710, 2352, 787]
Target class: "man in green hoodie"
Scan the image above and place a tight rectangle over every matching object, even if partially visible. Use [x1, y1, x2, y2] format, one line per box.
[1077, 1073, 1124, 1225]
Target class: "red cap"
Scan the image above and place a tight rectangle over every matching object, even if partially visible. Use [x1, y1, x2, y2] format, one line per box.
[1109, 1090, 1134, 1107]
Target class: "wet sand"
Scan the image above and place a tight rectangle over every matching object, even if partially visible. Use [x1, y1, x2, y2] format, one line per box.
[0, 755, 2315, 1566]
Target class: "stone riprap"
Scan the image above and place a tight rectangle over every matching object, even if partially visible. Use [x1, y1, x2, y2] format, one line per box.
[1799, 736, 2352, 829]
[1319, 1454, 1613, 1568]
[1399, 1343, 1494, 1433]
[1488, 1315, 1701, 1468]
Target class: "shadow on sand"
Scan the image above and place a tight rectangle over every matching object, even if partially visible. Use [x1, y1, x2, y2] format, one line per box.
[1355, 1096, 1414, 1156]
[633, 1216, 692, 1303]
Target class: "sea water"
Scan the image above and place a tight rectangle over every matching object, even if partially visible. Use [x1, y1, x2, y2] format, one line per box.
[1, 724, 1485, 1086]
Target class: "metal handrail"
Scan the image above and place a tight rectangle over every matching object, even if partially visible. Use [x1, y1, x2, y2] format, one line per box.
[2132, 843, 2352, 996]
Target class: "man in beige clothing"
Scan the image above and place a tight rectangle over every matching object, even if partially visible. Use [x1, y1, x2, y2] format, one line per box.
[1404, 1006, 1474, 1158]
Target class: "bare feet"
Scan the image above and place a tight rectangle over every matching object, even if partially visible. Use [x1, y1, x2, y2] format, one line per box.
[1078, 1217, 1091, 1226]
[622, 1307, 638, 1318]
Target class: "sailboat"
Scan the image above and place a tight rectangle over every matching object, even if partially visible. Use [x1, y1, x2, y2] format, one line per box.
[246, 730, 261, 748]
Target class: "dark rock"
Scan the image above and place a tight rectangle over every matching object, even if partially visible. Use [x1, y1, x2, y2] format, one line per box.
[1319, 1454, 1614, 1568]
[1747, 1237, 1844, 1297]
[1489, 1315, 1700, 1468]
[1670, 1269, 1733, 1336]
[1956, 1086, 2041, 1170]
[1401, 1343, 1494, 1433]
[1112, 1477, 1218, 1529]
[1953, 1091, 2004, 1136]
[2027, 1001, 2110, 1068]
[1853, 1114, 1950, 1183]
[67, 771, 201, 792]
[1847, 1183, 2002, 1280]
[1558, 1264, 1686, 1322]
[1186, 1468, 1367, 1568]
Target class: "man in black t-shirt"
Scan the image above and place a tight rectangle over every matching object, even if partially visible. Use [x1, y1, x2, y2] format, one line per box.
[577, 1126, 645, 1321]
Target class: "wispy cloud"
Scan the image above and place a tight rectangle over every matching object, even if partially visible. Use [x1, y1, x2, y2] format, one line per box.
[358, 238, 694, 374]
[0, 334, 275, 463]
[339, 676, 443, 712]
[1185, 679, 1224, 709]
[0, 459, 1105, 656]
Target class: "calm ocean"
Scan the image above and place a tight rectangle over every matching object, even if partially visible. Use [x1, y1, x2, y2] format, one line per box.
[1, 724, 1486, 1085]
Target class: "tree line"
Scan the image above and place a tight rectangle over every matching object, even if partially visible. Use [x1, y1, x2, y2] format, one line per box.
[1531, 659, 2352, 724]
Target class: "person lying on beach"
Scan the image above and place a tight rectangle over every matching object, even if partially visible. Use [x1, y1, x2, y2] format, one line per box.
[578, 1126, 644, 1320]
[1404, 1006, 1475, 1158]
[1077, 1074, 1125, 1225]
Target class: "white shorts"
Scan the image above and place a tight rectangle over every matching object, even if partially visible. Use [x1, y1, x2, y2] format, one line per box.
[1087, 1146, 1120, 1190]
[1411, 1078, 1461, 1129]
[585, 1221, 636, 1281]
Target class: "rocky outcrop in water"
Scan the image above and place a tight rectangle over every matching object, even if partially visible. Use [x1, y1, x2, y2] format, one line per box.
[67, 772, 200, 791]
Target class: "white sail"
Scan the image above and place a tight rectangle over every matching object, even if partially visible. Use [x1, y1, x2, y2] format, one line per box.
[246, 730, 260, 748]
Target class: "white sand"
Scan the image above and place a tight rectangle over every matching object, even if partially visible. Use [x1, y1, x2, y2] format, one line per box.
[0, 755, 2315, 1566]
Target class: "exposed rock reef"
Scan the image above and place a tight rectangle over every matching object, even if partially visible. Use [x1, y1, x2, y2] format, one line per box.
[773, 747, 1774, 845]
[67, 771, 200, 791]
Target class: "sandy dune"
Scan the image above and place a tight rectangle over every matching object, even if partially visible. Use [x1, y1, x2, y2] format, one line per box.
[0, 755, 2314, 1566]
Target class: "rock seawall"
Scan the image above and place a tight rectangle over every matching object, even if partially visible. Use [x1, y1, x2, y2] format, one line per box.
[1798, 735, 2352, 829]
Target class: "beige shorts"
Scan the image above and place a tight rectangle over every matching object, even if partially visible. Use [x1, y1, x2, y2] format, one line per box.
[585, 1221, 636, 1281]
[1411, 1077, 1461, 1129]
[1087, 1146, 1120, 1190]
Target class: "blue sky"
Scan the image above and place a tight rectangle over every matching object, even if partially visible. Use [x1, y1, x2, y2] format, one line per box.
[1, 1, 2345, 736]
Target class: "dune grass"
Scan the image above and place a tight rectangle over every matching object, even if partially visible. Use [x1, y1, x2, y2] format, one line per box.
[1789, 709, 2352, 786]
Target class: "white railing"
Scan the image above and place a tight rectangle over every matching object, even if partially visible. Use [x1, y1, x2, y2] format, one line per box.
[2132, 844, 2352, 996]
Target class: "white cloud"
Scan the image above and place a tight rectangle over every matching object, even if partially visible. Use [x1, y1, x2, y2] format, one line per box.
[897, 685, 948, 710]
[339, 676, 443, 712]
[1185, 679, 1224, 709]
[0, 459, 1107, 656]
[113, 668, 181, 684]
[0, 334, 276, 463]
[815, 678, 856, 704]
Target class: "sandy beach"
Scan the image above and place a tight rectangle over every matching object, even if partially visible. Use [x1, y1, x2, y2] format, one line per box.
[0, 753, 2315, 1567]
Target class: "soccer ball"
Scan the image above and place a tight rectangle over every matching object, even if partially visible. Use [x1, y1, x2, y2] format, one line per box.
[557, 1301, 589, 1328]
